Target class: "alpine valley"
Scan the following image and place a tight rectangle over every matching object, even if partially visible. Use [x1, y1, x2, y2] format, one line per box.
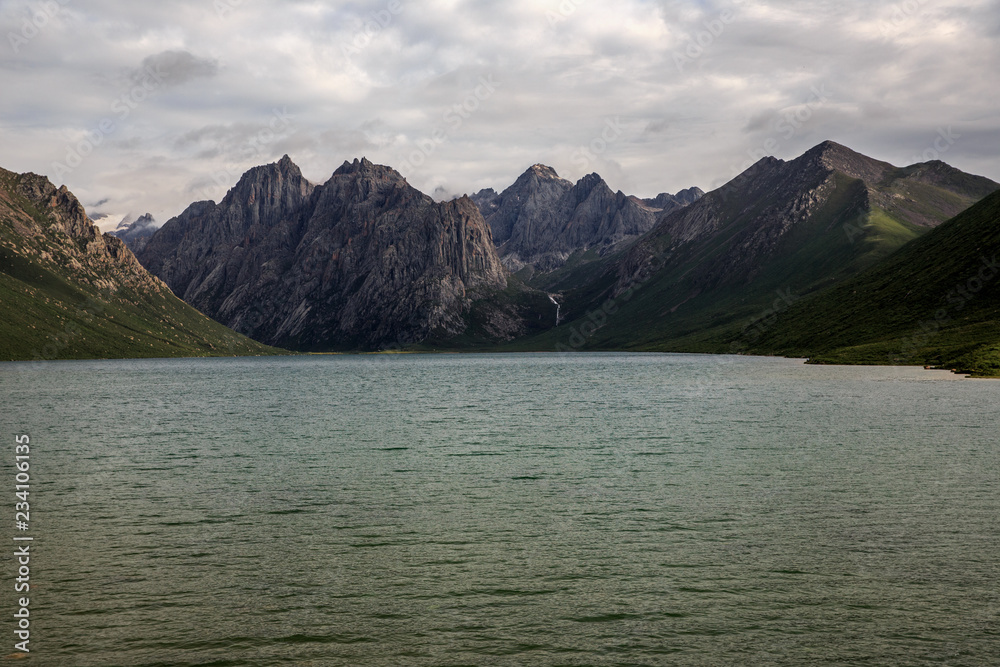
[3, 140, 999, 374]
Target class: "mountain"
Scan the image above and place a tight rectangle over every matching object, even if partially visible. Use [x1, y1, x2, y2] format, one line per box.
[507, 141, 999, 353]
[0, 167, 282, 361]
[469, 187, 500, 218]
[471, 165, 702, 273]
[746, 189, 1000, 376]
[109, 213, 158, 253]
[139, 156, 545, 351]
[642, 187, 705, 213]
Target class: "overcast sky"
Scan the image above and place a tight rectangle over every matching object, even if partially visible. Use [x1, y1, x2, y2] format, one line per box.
[2, 0, 998, 227]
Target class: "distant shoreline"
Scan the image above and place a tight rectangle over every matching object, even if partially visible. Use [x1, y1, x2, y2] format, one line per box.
[5, 350, 997, 379]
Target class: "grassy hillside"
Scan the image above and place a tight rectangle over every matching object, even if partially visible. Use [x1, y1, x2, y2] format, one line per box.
[746, 190, 1000, 376]
[0, 168, 285, 362]
[504, 174, 928, 353]
[501, 145, 998, 362]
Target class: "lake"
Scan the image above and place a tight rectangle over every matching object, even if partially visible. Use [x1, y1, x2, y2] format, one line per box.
[1, 353, 998, 665]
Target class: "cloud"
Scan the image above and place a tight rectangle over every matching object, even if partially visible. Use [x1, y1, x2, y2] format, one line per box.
[0, 0, 997, 223]
[132, 50, 218, 86]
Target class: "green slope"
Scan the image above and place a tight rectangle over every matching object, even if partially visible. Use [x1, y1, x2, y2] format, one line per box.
[502, 144, 998, 357]
[505, 175, 927, 353]
[746, 190, 1000, 376]
[0, 168, 285, 362]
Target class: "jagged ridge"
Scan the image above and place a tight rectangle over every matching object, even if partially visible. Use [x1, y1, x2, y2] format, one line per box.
[139, 156, 515, 350]
[472, 165, 702, 272]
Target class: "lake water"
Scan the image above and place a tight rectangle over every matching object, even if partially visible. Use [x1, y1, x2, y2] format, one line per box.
[1, 353, 998, 665]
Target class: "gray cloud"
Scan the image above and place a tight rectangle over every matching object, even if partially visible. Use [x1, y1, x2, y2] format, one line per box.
[132, 50, 218, 86]
[0, 0, 996, 223]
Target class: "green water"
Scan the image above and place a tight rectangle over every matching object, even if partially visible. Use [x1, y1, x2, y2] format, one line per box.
[1, 353, 998, 665]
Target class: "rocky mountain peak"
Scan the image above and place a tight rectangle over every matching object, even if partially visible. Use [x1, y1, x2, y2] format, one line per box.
[331, 158, 410, 195]
[471, 165, 706, 271]
[516, 164, 572, 190]
[476, 168, 670, 271]
[575, 172, 607, 191]
[216, 155, 315, 234]
[469, 188, 501, 219]
[334, 157, 390, 177]
[138, 158, 511, 350]
[563, 172, 616, 209]
[110, 213, 158, 253]
[13, 172, 94, 240]
[113, 212, 155, 232]
[900, 160, 1000, 200]
[801, 140, 894, 183]
[642, 187, 706, 212]
[614, 141, 1000, 313]
[528, 164, 562, 180]
[0, 167, 165, 295]
[225, 155, 311, 200]
[674, 187, 705, 206]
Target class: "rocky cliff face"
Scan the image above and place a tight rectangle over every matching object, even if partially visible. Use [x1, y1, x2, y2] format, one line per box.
[139, 156, 511, 350]
[109, 213, 158, 253]
[473, 165, 702, 272]
[1, 170, 168, 295]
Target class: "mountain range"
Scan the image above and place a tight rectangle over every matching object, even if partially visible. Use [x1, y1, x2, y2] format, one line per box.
[138, 156, 551, 351]
[509, 141, 999, 358]
[3, 140, 998, 374]
[470, 164, 703, 273]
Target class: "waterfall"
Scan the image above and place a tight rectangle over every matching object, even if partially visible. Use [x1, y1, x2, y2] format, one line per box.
[548, 295, 561, 326]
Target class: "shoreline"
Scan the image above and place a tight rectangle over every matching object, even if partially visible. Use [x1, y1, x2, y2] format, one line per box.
[3, 349, 997, 379]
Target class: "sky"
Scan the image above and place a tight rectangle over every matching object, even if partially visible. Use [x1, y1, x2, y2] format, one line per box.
[1, 0, 998, 228]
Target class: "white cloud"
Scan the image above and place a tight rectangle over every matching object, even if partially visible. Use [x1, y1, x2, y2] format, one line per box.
[0, 0, 996, 223]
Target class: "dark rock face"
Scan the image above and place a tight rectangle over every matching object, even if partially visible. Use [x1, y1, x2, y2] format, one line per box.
[474, 165, 702, 271]
[139, 156, 509, 350]
[642, 187, 705, 214]
[109, 213, 158, 253]
[475, 165, 573, 253]
[469, 188, 500, 218]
